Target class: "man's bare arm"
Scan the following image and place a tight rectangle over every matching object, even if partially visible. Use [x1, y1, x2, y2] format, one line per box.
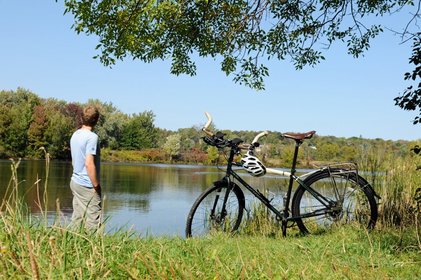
[85, 154, 101, 194]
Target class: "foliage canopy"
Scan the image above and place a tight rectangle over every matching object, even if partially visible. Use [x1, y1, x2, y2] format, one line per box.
[395, 32, 421, 125]
[63, 0, 413, 90]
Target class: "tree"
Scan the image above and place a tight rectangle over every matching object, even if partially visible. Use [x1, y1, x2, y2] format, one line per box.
[395, 32, 421, 125]
[3, 106, 31, 157]
[42, 99, 75, 159]
[177, 126, 203, 151]
[163, 133, 181, 162]
[64, 102, 83, 129]
[206, 146, 219, 165]
[120, 111, 158, 150]
[0, 88, 40, 157]
[28, 104, 49, 157]
[63, 0, 414, 90]
[316, 142, 340, 161]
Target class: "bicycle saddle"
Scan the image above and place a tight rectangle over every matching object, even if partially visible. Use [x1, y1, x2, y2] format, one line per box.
[282, 131, 316, 141]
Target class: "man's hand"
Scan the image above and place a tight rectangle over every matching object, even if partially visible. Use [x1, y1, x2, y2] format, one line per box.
[94, 184, 102, 196]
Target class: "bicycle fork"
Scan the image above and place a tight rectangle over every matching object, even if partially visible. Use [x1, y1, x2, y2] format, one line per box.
[211, 179, 232, 223]
[212, 150, 238, 223]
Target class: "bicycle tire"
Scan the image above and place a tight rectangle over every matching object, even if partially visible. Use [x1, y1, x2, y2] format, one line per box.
[186, 182, 245, 237]
[292, 169, 378, 234]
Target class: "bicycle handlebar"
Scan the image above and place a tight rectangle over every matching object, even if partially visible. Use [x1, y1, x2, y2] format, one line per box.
[252, 131, 269, 144]
[202, 112, 267, 149]
[203, 112, 214, 136]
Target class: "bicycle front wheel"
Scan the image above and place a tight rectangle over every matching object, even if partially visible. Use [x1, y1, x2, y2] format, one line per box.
[292, 169, 378, 234]
[185, 182, 245, 237]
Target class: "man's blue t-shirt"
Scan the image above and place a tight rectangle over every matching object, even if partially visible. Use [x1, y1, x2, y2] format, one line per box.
[70, 129, 100, 188]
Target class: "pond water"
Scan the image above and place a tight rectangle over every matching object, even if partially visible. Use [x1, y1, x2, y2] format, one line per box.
[0, 160, 290, 236]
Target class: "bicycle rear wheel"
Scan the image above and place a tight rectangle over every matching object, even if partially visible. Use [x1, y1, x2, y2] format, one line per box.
[292, 169, 378, 234]
[186, 182, 245, 237]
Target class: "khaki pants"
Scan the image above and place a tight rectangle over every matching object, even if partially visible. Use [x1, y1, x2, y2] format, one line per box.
[70, 180, 102, 230]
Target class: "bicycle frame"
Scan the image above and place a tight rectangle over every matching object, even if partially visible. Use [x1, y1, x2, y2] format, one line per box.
[219, 138, 337, 236]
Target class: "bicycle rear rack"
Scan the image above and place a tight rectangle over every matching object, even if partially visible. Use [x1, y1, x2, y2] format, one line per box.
[321, 162, 359, 176]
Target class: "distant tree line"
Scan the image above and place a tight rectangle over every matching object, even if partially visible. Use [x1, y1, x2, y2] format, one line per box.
[0, 88, 158, 159]
[0, 88, 417, 169]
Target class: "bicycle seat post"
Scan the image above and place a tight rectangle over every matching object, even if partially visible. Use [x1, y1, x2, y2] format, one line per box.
[282, 139, 303, 236]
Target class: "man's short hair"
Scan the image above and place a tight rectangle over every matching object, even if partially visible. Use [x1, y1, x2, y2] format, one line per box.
[82, 106, 100, 127]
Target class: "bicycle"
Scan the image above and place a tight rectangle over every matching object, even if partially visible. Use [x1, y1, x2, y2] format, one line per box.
[185, 112, 380, 237]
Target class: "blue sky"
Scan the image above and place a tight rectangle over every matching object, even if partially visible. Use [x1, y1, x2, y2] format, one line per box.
[0, 1, 420, 141]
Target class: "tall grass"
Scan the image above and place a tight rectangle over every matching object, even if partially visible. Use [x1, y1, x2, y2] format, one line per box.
[1, 219, 421, 278]
[1, 150, 421, 279]
[239, 150, 421, 242]
[358, 151, 421, 231]
[240, 188, 290, 238]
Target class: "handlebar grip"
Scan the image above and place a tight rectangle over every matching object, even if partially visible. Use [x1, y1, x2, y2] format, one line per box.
[203, 112, 214, 136]
[252, 131, 269, 144]
[202, 128, 214, 136]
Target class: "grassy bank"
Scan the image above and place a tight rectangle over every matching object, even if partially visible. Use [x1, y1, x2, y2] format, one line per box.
[1, 150, 421, 279]
[0, 218, 420, 279]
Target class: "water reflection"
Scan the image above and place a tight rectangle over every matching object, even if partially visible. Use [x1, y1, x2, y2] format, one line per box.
[0, 160, 290, 236]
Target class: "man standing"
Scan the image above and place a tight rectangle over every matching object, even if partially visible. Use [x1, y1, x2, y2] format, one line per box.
[69, 105, 102, 230]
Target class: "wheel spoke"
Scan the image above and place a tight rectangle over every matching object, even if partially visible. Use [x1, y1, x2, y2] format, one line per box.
[293, 169, 377, 234]
[186, 184, 244, 237]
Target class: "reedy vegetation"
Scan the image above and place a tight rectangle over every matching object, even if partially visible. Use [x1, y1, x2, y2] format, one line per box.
[1, 221, 421, 279]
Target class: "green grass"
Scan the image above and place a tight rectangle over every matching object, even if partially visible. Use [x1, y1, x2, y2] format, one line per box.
[0, 220, 420, 279]
[1, 152, 421, 279]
